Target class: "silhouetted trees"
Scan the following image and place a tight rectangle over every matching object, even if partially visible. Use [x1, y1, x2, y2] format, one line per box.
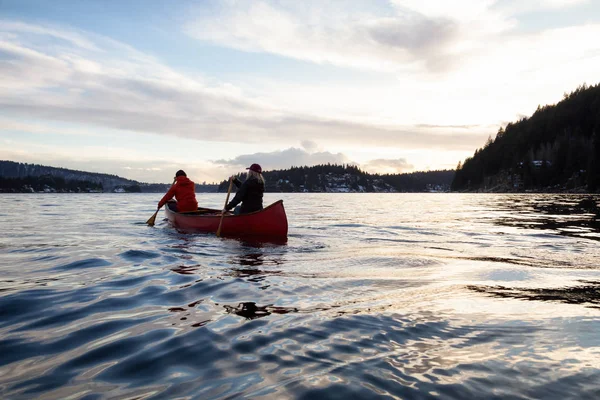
[0, 175, 103, 193]
[0, 160, 219, 193]
[452, 83, 600, 192]
[218, 164, 455, 193]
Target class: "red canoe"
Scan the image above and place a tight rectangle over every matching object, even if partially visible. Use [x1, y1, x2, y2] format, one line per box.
[165, 200, 288, 238]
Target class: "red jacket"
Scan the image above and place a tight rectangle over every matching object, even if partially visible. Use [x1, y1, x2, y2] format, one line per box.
[158, 176, 198, 212]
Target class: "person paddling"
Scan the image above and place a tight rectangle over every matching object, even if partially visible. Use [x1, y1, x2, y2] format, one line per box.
[224, 163, 265, 215]
[158, 170, 198, 213]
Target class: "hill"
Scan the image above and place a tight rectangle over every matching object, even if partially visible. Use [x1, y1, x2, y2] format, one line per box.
[0, 161, 218, 193]
[0, 161, 454, 194]
[452, 83, 600, 192]
[218, 164, 455, 193]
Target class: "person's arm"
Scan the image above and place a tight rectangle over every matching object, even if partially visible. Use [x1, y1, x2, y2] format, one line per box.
[231, 176, 242, 188]
[225, 180, 247, 211]
[158, 184, 177, 208]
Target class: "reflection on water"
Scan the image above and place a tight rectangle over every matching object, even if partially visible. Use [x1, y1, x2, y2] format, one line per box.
[1, 193, 600, 399]
[493, 195, 600, 241]
[224, 302, 298, 319]
[171, 264, 202, 275]
[235, 252, 266, 267]
[469, 281, 600, 308]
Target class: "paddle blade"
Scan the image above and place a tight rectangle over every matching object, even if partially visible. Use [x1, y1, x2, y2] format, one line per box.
[146, 210, 159, 226]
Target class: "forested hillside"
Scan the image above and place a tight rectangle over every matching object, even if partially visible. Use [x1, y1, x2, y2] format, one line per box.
[1, 161, 454, 194]
[0, 161, 136, 192]
[0, 161, 217, 193]
[452, 83, 600, 192]
[218, 164, 454, 193]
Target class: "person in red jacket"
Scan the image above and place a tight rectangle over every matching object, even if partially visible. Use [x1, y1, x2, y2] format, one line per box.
[157, 170, 198, 212]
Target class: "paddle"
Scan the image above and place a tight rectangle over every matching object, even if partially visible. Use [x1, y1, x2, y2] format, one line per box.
[217, 177, 234, 237]
[146, 208, 160, 227]
[147, 178, 176, 227]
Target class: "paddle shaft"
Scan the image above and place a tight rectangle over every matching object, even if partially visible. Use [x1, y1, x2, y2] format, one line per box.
[217, 178, 234, 237]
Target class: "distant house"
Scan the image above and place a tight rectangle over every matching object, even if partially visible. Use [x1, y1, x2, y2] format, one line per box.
[532, 160, 552, 168]
[517, 160, 552, 168]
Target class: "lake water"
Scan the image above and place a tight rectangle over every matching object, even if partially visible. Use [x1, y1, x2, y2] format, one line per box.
[1, 193, 600, 399]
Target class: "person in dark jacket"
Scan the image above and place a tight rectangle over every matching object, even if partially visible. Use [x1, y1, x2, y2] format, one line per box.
[158, 170, 198, 212]
[225, 163, 265, 214]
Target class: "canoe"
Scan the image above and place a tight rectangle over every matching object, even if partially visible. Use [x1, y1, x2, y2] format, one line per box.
[165, 200, 288, 238]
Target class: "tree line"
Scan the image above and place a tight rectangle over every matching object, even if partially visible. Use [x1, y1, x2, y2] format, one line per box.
[0, 175, 103, 193]
[218, 164, 455, 192]
[452, 83, 600, 192]
[0, 161, 218, 193]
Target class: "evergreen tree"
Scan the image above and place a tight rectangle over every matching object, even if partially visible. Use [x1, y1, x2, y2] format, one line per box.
[452, 82, 600, 192]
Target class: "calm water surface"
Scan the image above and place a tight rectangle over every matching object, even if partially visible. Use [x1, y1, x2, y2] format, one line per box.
[1, 193, 600, 399]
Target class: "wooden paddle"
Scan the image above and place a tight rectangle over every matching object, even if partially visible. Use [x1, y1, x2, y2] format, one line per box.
[146, 208, 160, 226]
[147, 178, 176, 227]
[217, 177, 234, 237]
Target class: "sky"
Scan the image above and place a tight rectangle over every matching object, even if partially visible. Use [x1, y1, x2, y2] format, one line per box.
[1, 0, 599, 183]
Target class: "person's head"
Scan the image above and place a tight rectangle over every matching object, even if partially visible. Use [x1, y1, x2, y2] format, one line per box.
[175, 170, 187, 177]
[245, 163, 264, 183]
[246, 163, 262, 174]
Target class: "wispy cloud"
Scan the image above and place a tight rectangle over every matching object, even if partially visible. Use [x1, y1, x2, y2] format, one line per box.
[181, 1, 600, 130]
[212, 146, 420, 175]
[492, 0, 590, 14]
[0, 19, 493, 152]
[184, 0, 467, 73]
[1, 0, 598, 181]
[362, 158, 414, 174]
[211, 145, 426, 175]
[0, 20, 101, 51]
[301, 140, 320, 152]
[183, 0, 599, 80]
[213, 147, 350, 170]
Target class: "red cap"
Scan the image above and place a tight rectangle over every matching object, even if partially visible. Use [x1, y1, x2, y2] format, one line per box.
[246, 163, 262, 173]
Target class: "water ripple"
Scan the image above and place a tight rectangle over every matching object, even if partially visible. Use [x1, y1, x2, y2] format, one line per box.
[1, 193, 600, 399]
[53, 258, 112, 271]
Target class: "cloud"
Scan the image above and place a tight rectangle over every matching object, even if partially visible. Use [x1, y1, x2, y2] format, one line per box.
[0, 20, 101, 51]
[212, 146, 420, 175]
[0, 117, 103, 137]
[183, 0, 598, 79]
[389, 0, 587, 19]
[1, 7, 599, 177]
[301, 140, 319, 152]
[366, 15, 458, 52]
[362, 158, 414, 174]
[184, 0, 588, 75]
[179, 1, 600, 136]
[183, 1, 468, 73]
[213, 147, 350, 171]
[0, 20, 495, 151]
[493, 0, 590, 14]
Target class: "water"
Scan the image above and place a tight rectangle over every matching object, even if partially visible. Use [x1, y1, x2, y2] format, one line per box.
[1, 193, 600, 399]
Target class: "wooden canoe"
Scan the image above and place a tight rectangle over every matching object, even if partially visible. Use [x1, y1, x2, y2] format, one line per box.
[165, 200, 288, 238]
